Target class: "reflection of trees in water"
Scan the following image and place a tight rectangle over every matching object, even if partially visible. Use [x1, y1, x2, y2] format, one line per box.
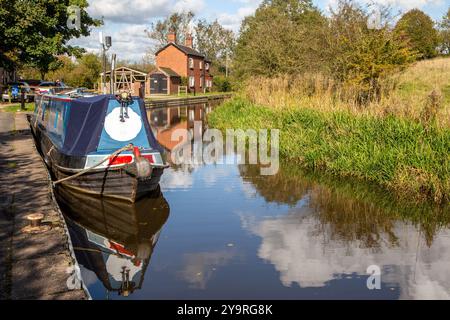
[239, 165, 311, 206]
[239, 163, 450, 248]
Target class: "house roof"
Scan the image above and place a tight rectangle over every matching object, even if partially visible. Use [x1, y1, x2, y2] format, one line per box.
[155, 42, 205, 58]
[158, 67, 180, 77]
[150, 67, 180, 78]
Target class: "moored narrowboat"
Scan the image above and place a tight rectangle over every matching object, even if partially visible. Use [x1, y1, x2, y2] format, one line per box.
[29, 91, 167, 202]
[56, 185, 170, 297]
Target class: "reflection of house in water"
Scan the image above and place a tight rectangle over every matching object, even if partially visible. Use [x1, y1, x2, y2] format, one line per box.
[56, 186, 170, 298]
[147, 103, 215, 153]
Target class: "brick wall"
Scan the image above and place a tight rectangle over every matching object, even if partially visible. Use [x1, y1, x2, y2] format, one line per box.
[169, 77, 181, 95]
[156, 45, 188, 77]
[187, 55, 207, 93]
[156, 44, 213, 94]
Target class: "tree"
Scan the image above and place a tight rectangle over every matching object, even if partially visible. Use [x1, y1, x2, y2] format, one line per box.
[71, 53, 102, 88]
[44, 53, 101, 88]
[326, 1, 415, 103]
[234, 0, 327, 78]
[439, 8, 450, 55]
[195, 19, 235, 74]
[0, 0, 101, 78]
[394, 9, 439, 59]
[145, 11, 194, 49]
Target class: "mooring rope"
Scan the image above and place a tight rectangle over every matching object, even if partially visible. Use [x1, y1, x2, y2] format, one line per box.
[52, 144, 134, 186]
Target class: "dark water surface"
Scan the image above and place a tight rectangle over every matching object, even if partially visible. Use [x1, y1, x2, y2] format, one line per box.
[57, 103, 450, 300]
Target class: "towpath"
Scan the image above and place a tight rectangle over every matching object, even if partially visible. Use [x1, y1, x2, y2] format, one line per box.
[0, 111, 86, 300]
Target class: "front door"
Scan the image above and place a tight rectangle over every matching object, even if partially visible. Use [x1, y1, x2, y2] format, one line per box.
[150, 74, 168, 94]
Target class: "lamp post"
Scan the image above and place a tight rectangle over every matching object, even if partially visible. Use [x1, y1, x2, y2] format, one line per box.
[100, 32, 112, 94]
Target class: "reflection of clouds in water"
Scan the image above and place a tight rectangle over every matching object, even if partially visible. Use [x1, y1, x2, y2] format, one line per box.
[241, 182, 258, 199]
[179, 250, 235, 289]
[160, 168, 194, 189]
[241, 211, 450, 299]
[201, 166, 230, 187]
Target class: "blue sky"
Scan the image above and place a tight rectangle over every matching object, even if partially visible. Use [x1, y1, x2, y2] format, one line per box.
[71, 0, 449, 62]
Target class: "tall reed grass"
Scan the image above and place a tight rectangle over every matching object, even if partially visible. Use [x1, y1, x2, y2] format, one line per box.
[241, 57, 450, 127]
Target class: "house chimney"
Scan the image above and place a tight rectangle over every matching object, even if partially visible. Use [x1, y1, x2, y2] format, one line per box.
[185, 33, 193, 48]
[168, 31, 177, 43]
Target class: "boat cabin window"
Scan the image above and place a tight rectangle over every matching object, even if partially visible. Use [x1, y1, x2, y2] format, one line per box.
[40, 98, 49, 122]
[35, 97, 67, 147]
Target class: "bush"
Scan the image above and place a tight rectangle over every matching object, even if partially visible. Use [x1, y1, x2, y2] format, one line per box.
[213, 75, 233, 92]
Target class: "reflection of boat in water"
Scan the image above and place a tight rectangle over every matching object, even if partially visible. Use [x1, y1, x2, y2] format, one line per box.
[29, 92, 167, 203]
[56, 186, 170, 297]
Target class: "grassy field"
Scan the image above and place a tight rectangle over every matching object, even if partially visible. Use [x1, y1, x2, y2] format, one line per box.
[240, 57, 450, 127]
[208, 58, 450, 204]
[0, 102, 35, 113]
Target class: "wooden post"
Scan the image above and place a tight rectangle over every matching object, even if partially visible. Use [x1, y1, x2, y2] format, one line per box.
[20, 88, 25, 110]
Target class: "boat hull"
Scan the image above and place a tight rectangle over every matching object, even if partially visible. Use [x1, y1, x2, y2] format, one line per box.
[53, 166, 164, 202]
[29, 115, 164, 203]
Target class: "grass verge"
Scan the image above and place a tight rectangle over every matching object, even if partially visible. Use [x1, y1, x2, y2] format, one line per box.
[208, 97, 450, 204]
[0, 103, 35, 113]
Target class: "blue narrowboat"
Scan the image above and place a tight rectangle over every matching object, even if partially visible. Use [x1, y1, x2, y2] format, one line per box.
[29, 91, 167, 202]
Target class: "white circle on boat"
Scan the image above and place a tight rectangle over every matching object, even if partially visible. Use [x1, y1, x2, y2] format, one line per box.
[104, 107, 143, 141]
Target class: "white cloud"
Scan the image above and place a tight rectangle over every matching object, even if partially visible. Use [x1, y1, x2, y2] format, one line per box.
[218, 5, 260, 31]
[326, 0, 444, 13]
[161, 167, 194, 189]
[70, 0, 207, 64]
[178, 250, 236, 289]
[70, 24, 153, 62]
[88, 0, 205, 24]
[241, 210, 450, 299]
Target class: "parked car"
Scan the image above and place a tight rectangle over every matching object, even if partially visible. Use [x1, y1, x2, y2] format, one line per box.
[35, 81, 68, 95]
[1, 82, 34, 102]
[22, 79, 43, 95]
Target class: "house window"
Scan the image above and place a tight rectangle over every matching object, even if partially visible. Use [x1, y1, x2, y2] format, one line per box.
[200, 76, 204, 88]
[189, 76, 195, 88]
[205, 63, 210, 71]
[206, 80, 212, 88]
[189, 58, 194, 69]
[199, 61, 203, 70]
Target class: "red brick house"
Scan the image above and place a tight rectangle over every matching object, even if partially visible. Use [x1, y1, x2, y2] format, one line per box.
[150, 33, 213, 95]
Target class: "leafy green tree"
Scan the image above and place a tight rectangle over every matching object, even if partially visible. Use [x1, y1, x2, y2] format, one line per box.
[439, 8, 450, 55]
[47, 53, 101, 88]
[146, 11, 195, 49]
[394, 9, 439, 59]
[195, 19, 235, 75]
[71, 53, 102, 88]
[0, 0, 101, 78]
[234, 0, 327, 78]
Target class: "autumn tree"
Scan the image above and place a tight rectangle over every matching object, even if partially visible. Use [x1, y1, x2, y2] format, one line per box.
[146, 11, 195, 49]
[195, 19, 235, 74]
[394, 9, 439, 59]
[326, 1, 415, 103]
[439, 8, 450, 55]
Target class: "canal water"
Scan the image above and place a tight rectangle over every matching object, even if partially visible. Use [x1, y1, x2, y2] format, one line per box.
[56, 102, 450, 300]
